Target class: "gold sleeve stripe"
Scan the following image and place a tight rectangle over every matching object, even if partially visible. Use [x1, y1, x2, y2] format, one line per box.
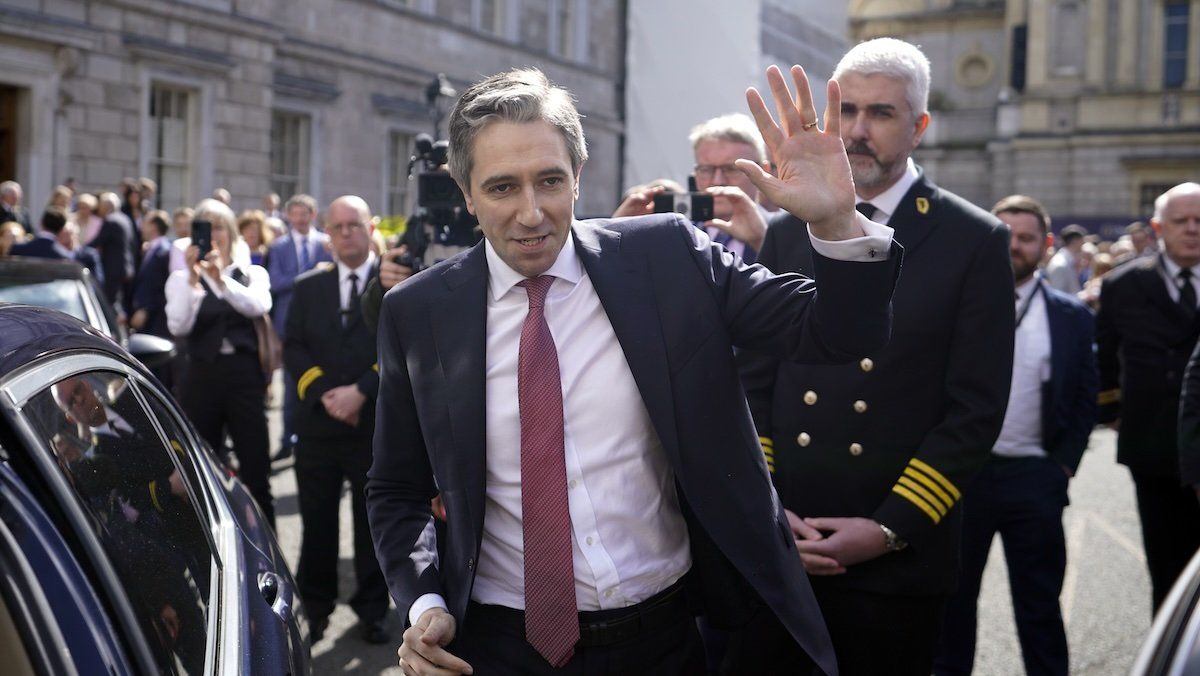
[170, 439, 184, 455]
[908, 458, 961, 500]
[892, 485, 942, 524]
[1098, 389, 1120, 405]
[372, 363, 380, 372]
[897, 476, 949, 515]
[149, 480, 163, 512]
[903, 467, 955, 509]
[759, 436, 774, 449]
[297, 367, 325, 400]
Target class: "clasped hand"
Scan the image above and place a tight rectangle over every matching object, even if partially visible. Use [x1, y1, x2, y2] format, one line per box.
[786, 509, 889, 575]
[321, 385, 366, 427]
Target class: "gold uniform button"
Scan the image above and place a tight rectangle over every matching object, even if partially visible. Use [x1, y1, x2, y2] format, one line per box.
[803, 390, 818, 405]
[853, 400, 868, 413]
[849, 443, 864, 456]
[860, 358, 874, 372]
[797, 432, 811, 447]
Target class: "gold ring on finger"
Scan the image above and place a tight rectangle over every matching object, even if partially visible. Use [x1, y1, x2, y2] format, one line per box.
[802, 121, 819, 131]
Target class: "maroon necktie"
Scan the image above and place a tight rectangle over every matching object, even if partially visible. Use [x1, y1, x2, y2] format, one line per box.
[517, 275, 578, 667]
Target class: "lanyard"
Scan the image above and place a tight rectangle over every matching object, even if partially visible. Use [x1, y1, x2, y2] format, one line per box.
[1016, 278, 1043, 329]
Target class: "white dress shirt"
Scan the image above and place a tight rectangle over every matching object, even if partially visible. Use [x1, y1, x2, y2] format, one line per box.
[337, 253, 376, 314]
[1159, 254, 1200, 305]
[993, 276, 1052, 458]
[408, 217, 896, 625]
[164, 263, 272, 339]
[853, 158, 920, 227]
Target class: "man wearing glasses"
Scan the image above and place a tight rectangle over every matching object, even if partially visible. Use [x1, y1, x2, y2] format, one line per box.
[284, 195, 390, 645]
[689, 113, 773, 263]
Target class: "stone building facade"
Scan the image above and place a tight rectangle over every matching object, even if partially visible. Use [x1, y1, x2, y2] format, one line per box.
[0, 0, 625, 219]
[851, 0, 1200, 237]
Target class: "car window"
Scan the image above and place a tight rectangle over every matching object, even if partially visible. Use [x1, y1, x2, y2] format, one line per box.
[21, 370, 213, 674]
[0, 279, 88, 324]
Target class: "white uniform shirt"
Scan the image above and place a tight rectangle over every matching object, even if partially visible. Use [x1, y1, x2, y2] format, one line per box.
[993, 276, 1052, 458]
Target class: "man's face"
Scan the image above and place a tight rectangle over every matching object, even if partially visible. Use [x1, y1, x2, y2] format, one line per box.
[999, 211, 1049, 283]
[837, 72, 928, 196]
[2, 187, 20, 207]
[287, 205, 313, 234]
[1131, 228, 1151, 252]
[461, 120, 579, 278]
[1154, 190, 1200, 268]
[326, 202, 373, 267]
[57, 377, 106, 427]
[693, 138, 764, 220]
[173, 214, 192, 239]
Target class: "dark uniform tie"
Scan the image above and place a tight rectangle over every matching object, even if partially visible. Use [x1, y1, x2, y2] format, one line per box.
[1181, 268, 1197, 323]
[856, 202, 878, 220]
[344, 272, 360, 326]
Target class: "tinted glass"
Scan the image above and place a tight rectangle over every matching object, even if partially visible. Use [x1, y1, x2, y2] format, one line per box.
[23, 370, 212, 674]
[0, 278, 88, 322]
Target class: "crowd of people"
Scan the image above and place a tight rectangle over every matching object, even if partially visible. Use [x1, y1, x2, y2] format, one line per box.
[1, 34, 1199, 676]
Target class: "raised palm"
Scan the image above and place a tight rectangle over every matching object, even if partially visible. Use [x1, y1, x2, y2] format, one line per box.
[738, 65, 858, 240]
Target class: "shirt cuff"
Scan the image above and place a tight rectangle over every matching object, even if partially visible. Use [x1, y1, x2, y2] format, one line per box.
[408, 593, 449, 627]
[807, 213, 894, 262]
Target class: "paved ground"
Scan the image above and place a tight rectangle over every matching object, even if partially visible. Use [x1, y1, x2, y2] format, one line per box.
[266, 382, 1152, 676]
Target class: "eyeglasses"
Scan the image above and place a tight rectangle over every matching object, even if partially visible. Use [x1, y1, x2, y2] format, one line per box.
[327, 221, 367, 234]
[694, 163, 743, 179]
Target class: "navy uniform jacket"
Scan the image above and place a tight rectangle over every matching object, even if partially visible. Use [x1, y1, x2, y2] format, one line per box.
[1098, 254, 1200, 479]
[367, 214, 902, 676]
[1037, 284, 1099, 475]
[738, 168, 1014, 596]
[284, 262, 381, 440]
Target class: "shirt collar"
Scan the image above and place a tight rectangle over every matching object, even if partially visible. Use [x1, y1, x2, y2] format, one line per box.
[484, 227, 583, 301]
[1161, 253, 1200, 279]
[337, 252, 376, 284]
[857, 158, 919, 222]
[1015, 272, 1041, 303]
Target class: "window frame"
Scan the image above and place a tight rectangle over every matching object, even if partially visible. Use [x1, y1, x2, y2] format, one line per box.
[270, 109, 312, 202]
[385, 130, 416, 217]
[1163, 1, 1191, 89]
[146, 83, 195, 212]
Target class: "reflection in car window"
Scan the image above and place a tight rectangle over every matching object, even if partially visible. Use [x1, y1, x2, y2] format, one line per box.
[0, 279, 88, 323]
[23, 371, 212, 674]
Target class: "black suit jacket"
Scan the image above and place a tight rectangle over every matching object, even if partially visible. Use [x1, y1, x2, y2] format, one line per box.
[1098, 254, 1200, 479]
[1039, 285, 1099, 474]
[90, 212, 134, 306]
[738, 168, 1014, 596]
[0, 203, 29, 231]
[132, 238, 172, 338]
[284, 262, 381, 439]
[367, 214, 902, 676]
[11, 237, 106, 284]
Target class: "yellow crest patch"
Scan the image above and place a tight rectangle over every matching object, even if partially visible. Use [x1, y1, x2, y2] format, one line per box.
[916, 197, 930, 215]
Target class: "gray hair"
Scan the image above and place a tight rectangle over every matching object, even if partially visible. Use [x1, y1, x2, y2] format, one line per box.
[1153, 182, 1200, 222]
[447, 68, 587, 193]
[193, 198, 240, 244]
[688, 113, 767, 164]
[98, 192, 121, 212]
[284, 193, 317, 214]
[0, 181, 20, 198]
[833, 37, 931, 118]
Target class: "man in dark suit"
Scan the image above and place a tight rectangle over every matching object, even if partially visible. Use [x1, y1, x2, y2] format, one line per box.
[11, 208, 105, 283]
[131, 210, 173, 339]
[91, 191, 135, 311]
[0, 180, 30, 231]
[1099, 181, 1200, 611]
[266, 193, 332, 461]
[285, 195, 390, 645]
[935, 195, 1097, 676]
[368, 66, 901, 675]
[736, 38, 1015, 675]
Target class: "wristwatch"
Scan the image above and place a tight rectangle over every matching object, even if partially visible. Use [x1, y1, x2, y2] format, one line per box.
[879, 522, 908, 552]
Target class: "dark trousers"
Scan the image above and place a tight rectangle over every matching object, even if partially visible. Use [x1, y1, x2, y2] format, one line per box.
[1131, 470, 1200, 610]
[182, 352, 274, 525]
[294, 434, 389, 623]
[453, 588, 703, 675]
[935, 456, 1070, 676]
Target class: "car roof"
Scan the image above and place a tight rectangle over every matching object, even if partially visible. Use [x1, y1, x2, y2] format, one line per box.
[0, 304, 130, 378]
[0, 256, 89, 281]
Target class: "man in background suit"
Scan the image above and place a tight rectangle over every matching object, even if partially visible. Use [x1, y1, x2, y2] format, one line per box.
[91, 191, 134, 311]
[131, 210, 173, 339]
[1098, 181, 1200, 610]
[267, 193, 331, 461]
[369, 65, 901, 675]
[285, 195, 389, 645]
[935, 195, 1097, 676]
[1044, 224, 1088, 295]
[11, 208, 105, 283]
[736, 38, 1015, 675]
[0, 180, 30, 231]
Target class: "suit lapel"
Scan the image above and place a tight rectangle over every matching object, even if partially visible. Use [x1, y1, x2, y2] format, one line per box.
[572, 222, 682, 462]
[430, 245, 489, 535]
[888, 171, 940, 255]
[1140, 255, 1190, 326]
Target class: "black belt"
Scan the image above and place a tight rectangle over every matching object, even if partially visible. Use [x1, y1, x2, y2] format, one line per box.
[467, 577, 691, 648]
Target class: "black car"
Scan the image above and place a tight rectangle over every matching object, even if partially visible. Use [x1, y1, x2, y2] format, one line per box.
[0, 304, 310, 674]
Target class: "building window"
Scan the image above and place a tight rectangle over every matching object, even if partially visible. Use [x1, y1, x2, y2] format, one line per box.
[553, 0, 573, 57]
[1050, 0, 1085, 76]
[387, 131, 414, 217]
[1010, 24, 1028, 92]
[270, 111, 310, 201]
[1164, 1, 1190, 89]
[474, 0, 507, 36]
[148, 84, 192, 211]
[1139, 182, 1176, 218]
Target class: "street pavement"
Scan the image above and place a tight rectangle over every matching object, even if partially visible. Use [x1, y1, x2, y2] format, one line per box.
[266, 383, 1152, 676]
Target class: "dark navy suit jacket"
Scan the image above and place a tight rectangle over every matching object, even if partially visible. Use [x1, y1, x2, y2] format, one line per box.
[266, 231, 332, 339]
[11, 236, 105, 284]
[367, 214, 902, 676]
[1039, 284, 1099, 474]
[131, 238, 172, 338]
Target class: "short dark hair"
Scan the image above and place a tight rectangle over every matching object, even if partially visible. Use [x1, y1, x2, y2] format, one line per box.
[146, 210, 170, 237]
[1125, 221, 1148, 235]
[41, 208, 68, 235]
[991, 194, 1051, 233]
[1059, 224, 1087, 245]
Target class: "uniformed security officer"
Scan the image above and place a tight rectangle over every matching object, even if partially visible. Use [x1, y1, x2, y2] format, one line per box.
[285, 195, 390, 644]
[735, 38, 1015, 675]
